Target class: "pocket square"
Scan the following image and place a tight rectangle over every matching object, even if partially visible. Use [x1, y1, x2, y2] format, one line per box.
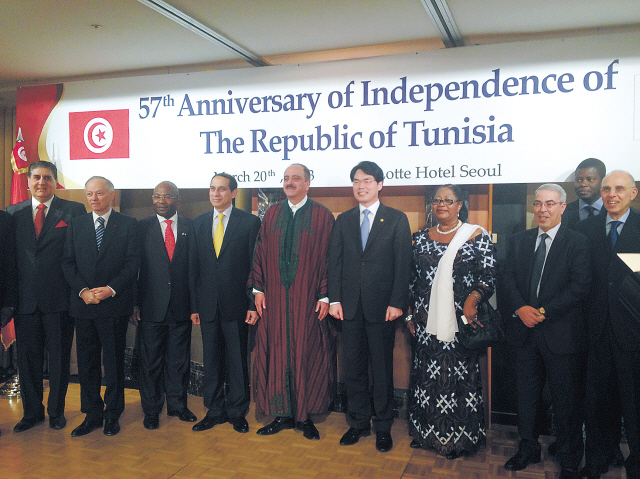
[55, 220, 68, 228]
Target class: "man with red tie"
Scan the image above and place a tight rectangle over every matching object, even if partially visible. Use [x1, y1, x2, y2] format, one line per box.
[6, 161, 86, 432]
[131, 181, 196, 429]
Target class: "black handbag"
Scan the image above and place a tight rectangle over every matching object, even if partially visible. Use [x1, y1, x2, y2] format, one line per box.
[456, 301, 505, 350]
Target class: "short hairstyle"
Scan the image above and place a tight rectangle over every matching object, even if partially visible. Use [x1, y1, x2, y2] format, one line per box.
[576, 158, 606, 178]
[536, 183, 567, 203]
[434, 184, 468, 222]
[604, 170, 636, 186]
[212, 172, 237, 191]
[350, 161, 384, 183]
[155, 181, 179, 196]
[28, 161, 57, 180]
[288, 163, 311, 181]
[85, 176, 115, 191]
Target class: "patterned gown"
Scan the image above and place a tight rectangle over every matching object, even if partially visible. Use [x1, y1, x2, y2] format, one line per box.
[408, 227, 496, 457]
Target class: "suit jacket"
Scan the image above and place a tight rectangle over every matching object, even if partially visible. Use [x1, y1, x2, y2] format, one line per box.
[328, 203, 412, 322]
[575, 208, 640, 351]
[563, 199, 605, 229]
[62, 210, 139, 319]
[136, 215, 191, 322]
[189, 207, 261, 323]
[0, 210, 16, 309]
[499, 223, 591, 354]
[6, 197, 86, 314]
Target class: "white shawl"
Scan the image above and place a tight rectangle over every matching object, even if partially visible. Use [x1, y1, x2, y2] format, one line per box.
[425, 223, 486, 342]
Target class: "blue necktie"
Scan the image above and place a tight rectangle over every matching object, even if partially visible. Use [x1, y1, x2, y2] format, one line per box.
[96, 216, 105, 250]
[361, 209, 370, 251]
[608, 220, 621, 250]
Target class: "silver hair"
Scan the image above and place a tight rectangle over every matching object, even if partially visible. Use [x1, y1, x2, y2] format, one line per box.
[604, 170, 636, 186]
[536, 183, 567, 203]
[85, 176, 115, 191]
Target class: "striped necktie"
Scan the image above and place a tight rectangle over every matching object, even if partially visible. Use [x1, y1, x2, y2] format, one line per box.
[96, 216, 105, 250]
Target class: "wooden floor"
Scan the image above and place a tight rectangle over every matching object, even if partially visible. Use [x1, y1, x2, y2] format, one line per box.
[0, 382, 629, 478]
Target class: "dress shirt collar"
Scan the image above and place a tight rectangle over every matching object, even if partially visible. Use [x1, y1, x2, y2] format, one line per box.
[359, 200, 380, 218]
[537, 222, 561, 242]
[579, 197, 603, 213]
[157, 212, 178, 225]
[288, 196, 308, 215]
[92, 208, 113, 227]
[214, 205, 233, 217]
[31, 196, 54, 213]
[606, 208, 630, 226]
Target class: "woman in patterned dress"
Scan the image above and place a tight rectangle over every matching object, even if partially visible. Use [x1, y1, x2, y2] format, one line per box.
[407, 184, 497, 459]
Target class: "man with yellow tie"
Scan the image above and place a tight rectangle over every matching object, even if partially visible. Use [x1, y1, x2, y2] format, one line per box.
[188, 172, 261, 433]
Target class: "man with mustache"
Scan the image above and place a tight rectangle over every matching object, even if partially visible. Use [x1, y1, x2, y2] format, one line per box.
[500, 184, 590, 479]
[250, 163, 335, 440]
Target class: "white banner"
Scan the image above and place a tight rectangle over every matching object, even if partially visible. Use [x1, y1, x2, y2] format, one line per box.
[40, 31, 640, 189]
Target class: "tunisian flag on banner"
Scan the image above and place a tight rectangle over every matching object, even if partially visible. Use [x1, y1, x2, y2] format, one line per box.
[2, 129, 30, 348]
[69, 109, 129, 160]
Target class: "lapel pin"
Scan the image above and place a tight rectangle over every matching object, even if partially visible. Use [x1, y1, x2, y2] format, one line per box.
[380, 219, 384, 222]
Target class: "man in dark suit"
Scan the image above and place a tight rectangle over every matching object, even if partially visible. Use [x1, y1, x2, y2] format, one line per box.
[500, 184, 590, 479]
[6, 161, 86, 432]
[563, 158, 606, 229]
[0, 209, 16, 341]
[575, 170, 640, 479]
[328, 160, 412, 453]
[62, 176, 139, 437]
[131, 181, 196, 430]
[189, 172, 260, 434]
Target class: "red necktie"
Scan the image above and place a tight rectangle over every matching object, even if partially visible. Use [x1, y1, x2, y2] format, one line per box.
[34, 203, 46, 239]
[165, 219, 175, 261]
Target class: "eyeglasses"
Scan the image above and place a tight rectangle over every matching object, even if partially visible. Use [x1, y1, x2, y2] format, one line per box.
[432, 198, 459, 206]
[352, 178, 376, 186]
[532, 200, 562, 208]
[152, 194, 176, 200]
[601, 186, 631, 194]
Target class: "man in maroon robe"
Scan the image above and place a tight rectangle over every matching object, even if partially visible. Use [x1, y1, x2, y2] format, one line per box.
[250, 163, 335, 440]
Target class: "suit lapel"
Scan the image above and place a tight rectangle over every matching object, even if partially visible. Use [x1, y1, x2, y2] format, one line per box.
[522, 228, 537, 295]
[615, 209, 640, 253]
[349, 207, 363, 254]
[98, 211, 118, 259]
[218, 207, 238, 258]
[38, 196, 62, 240]
[365, 204, 386, 252]
[539, 226, 565, 292]
[151, 218, 170, 262]
[174, 215, 189, 256]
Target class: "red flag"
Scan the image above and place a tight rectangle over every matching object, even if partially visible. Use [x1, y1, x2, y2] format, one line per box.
[10, 128, 29, 205]
[2, 129, 29, 348]
[69, 109, 129, 160]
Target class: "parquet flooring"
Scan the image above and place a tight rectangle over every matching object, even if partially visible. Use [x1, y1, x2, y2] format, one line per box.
[0, 383, 629, 478]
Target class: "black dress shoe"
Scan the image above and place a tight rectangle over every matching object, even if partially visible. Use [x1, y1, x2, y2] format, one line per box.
[49, 416, 67, 430]
[340, 427, 371, 446]
[103, 419, 121, 436]
[376, 431, 393, 452]
[579, 465, 602, 479]
[14, 415, 45, 432]
[71, 417, 103, 437]
[504, 443, 541, 471]
[192, 414, 228, 432]
[560, 468, 579, 479]
[548, 440, 559, 456]
[228, 416, 249, 433]
[610, 447, 625, 467]
[143, 414, 159, 430]
[168, 408, 197, 422]
[297, 419, 320, 440]
[256, 417, 295, 436]
[410, 439, 421, 449]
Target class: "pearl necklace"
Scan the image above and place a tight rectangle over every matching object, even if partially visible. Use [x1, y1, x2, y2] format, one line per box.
[437, 220, 462, 235]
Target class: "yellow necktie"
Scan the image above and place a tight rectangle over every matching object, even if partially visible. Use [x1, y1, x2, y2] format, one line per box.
[214, 213, 224, 256]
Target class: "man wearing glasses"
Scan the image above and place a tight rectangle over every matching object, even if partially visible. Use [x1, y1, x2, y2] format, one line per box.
[131, 181, 196, 430]
[500, 184, 590, 479]
[576, 171, 640, 479]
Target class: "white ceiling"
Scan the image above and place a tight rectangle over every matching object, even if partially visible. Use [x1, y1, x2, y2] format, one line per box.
[1, 0, 640, 106]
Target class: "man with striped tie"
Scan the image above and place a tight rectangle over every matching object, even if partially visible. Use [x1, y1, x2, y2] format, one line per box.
[62, 176, 139, 437]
